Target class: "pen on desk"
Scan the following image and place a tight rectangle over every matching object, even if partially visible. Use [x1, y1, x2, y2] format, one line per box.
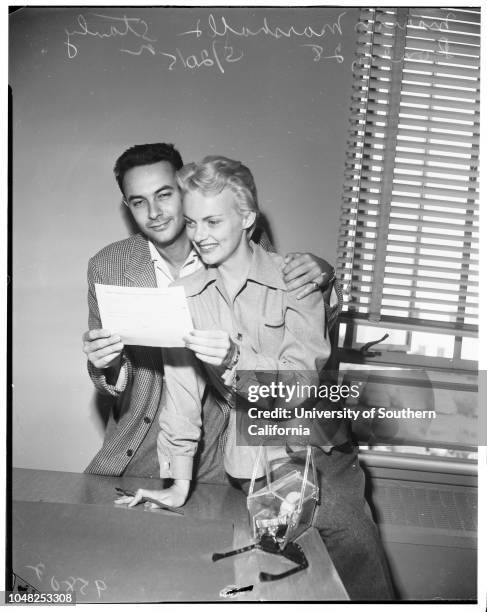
[115, 486, 135, 497]
[114, 487, 184, 515]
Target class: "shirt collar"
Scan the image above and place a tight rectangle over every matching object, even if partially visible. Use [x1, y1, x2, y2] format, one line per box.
[148, 240, 199, 270]
[183, 243, 286, 297]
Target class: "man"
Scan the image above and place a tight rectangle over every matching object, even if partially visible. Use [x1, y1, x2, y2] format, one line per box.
[82, 143, 339, 479]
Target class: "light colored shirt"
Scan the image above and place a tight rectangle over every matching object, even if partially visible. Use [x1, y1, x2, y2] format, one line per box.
[148, 240, 201, 286]
[158, 243, 331, 480]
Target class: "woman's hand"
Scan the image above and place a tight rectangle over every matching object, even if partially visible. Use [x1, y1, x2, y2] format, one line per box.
[183, 330, 237, 367]
[114, 480, 190, 509]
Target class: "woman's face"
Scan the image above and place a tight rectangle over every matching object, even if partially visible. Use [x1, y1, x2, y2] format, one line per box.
[183, 188, 251, 266]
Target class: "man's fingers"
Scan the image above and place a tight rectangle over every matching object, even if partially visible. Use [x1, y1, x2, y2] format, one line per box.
[83, 336, 121, 352]
[94, 353, 123, 369]
[286, 271, 318, 292]
[83, 335, 122, 354]
[283, 259, 306, 276]
[86, 347, 123, 369]
[283, 252, 299, 265]
[88, 343, 124, 360]
[83, 329, 113, 342]
[282, 253, 312, 275]
[296, 284, 318, 300]
[283, 261, 314, 283]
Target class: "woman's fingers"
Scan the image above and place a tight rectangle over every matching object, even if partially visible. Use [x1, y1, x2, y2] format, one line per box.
[193, 353, 223, 365]
[143, 501, 160, 509]
[113, 495, 133, 505]
[184, 331, 230, 354]
[185, 329, 228, 343]
[184, 330, 234, 365]
[127, 488, 147, 507]
[185, 343, 227, 357]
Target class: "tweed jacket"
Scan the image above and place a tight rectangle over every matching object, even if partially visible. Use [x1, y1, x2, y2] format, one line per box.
[85, 233, 166, 475]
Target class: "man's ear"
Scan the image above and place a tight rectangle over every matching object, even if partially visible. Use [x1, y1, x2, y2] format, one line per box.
[242, 210, 257, 230]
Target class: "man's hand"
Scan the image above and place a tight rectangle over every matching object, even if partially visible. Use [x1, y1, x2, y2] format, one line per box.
[282, 252, 334, 300]
[82, 328, 124, 369]
[114, 480, 190, 509]
[183, 330, 236, 367]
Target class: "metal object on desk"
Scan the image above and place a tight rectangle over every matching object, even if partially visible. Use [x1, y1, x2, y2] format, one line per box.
[213, 445, 318, 582]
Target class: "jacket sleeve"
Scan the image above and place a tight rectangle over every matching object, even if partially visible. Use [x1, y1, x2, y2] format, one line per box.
[86, 257, 132, 398]
[235, 289, 331, 410]
[325, 279, 343, 332]
[157, 348, 206, 480]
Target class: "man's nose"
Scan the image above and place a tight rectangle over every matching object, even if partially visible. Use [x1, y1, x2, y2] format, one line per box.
[147, 197, 163, 220]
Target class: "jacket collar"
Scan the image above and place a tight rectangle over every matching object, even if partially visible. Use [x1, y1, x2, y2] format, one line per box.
[123, 233, 157, 287]
[183, 243, 286, 297]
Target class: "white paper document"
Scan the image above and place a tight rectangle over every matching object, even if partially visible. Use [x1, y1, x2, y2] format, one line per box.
[95, 284, 193, 347]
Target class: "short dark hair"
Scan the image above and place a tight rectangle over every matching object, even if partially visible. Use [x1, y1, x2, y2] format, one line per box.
[114, 143, 184, 194]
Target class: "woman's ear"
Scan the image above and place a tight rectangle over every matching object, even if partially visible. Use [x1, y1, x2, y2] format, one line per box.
[242, 210, 257, 231]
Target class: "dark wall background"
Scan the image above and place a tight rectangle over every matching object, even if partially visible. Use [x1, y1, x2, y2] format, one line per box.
[10, 6, 358, 470]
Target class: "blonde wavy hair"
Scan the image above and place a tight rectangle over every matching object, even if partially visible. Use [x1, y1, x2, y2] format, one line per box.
[176, 155, 259, 232]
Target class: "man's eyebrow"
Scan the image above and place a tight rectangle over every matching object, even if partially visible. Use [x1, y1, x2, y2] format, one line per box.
[127, 185, 173, 201]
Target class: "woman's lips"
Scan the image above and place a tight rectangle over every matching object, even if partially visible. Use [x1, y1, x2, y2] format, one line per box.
[198, 243, 218, 252]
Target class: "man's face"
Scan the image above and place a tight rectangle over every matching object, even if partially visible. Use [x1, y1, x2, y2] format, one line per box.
[122, 161, 186, 248]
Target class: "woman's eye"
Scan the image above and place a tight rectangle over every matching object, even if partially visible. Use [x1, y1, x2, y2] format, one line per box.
[185, 220, 195, 228]
[208, 219, 221, 226]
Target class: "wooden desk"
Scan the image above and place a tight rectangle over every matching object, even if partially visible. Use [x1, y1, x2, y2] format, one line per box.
[11, 468, 348, 602]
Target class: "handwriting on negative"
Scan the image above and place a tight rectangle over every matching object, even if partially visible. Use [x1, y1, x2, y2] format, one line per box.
[24, 562, 107, 600]
[64, 11, 348, 72]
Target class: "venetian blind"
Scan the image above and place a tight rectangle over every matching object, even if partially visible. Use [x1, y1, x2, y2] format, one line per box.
[337, 7, 480, 335]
